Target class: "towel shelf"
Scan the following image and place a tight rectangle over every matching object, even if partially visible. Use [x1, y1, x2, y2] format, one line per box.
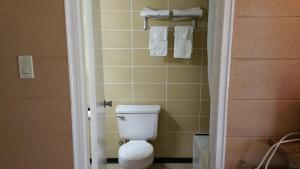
[143, 14, 200, 30]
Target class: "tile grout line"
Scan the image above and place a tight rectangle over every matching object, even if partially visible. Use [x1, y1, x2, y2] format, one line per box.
[106, 130, 208, 134]
[130, 0, 134, 104]
[106, 114, 210, 118]
[168, 115, 210, 118]
[164, 0, 170, 153]
[100, 65, 204, 68]
[200, 0, 209, 132]
[96, 29, 205, 32]
[199, 14, 205, 132]
[97, 47, 206, 50]
[102, 82, 208, 85]
[104, 98, 210, 101]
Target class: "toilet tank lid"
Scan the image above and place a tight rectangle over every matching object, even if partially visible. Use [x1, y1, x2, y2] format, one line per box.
[116, 105, 160, 114]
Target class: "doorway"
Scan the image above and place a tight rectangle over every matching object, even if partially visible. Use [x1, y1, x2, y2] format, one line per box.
[66, 2, 236, 168]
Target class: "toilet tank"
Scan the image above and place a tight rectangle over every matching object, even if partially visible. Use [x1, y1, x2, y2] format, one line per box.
[115, 105, 160, 140]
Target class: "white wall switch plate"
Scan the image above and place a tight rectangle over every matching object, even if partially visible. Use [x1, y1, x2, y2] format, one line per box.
[18, 55, 34, 79]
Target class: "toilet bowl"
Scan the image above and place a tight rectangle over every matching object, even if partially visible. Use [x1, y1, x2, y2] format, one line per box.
[115, 105, 160, 169]
[118, 140, 154, 169]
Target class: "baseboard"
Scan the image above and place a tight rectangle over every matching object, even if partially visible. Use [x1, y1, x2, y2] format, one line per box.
[107, 158, 193, 164]
[107, 158, 118, 163]
[154, 158, 193, 163]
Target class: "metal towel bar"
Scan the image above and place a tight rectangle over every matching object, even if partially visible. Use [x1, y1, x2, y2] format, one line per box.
[143, 13, 200, 30]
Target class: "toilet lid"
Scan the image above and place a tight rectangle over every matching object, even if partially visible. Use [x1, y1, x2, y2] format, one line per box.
[119, 140, 153, 161]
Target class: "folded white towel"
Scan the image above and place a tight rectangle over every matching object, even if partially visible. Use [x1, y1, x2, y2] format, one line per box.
[149, 26, 168, 56]
[173, 7, 203, 17]
[174, 26, 193, 59]
[140, 7, 170, 17]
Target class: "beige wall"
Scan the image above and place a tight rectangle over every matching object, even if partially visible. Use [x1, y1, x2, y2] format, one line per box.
[94, 0, 209, 158]
[225, 0, 300, 168]
[0, 0, 73, 169]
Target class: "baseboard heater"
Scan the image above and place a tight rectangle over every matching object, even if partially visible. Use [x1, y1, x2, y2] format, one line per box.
[193, 133, 209, 169]
[107, 158, 193, 163]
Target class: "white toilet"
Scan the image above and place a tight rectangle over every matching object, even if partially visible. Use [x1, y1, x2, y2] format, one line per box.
[115, 105, 160, 169]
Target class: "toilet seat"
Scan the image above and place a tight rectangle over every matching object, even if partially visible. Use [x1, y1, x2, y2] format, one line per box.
[118, 140, 154, 169]
[119, 140, 153, 161]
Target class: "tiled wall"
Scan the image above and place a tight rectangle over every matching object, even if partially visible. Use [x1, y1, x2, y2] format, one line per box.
[93, 0, 209, 158]
[0, 0, 73, 169]
[225, 0, 300, 168]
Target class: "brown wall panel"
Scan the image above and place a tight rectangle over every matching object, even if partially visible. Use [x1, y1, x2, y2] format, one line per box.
[226, 0, 300, 168]
[0, 0, 73, 168]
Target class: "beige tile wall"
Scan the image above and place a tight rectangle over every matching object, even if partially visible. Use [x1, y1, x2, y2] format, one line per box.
[226, 0, 300, 168]
[0, 0, 73, 169]
[94, 0, 209, 158]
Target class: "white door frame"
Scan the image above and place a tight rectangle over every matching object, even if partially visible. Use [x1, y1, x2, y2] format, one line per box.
[63, 0, 235, 169]
[64, 0, 91, 169]
[208, 0, 235, 169]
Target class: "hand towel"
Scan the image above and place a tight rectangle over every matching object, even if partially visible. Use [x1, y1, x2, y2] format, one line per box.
[149, 26, 168, 56]
[173, 7, 203, 17]
[174, 26, 193, 59]
[140, 7, 170, 17]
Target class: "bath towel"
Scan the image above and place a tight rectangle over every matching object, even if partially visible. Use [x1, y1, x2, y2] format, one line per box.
[174, 26, 193, 59]
[149, 26, 168, 56]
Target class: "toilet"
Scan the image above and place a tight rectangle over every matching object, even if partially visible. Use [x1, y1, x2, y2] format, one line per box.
[115, 105, 160, 169]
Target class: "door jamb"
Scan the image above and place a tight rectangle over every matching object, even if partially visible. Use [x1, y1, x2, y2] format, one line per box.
[208, 0, 235, 168]
[64, 0, 90, 169]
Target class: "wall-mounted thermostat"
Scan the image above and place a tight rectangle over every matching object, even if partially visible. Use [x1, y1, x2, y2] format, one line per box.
[18, 55, 34, 79]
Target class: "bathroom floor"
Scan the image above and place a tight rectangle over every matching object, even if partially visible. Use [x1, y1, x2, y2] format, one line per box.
[107, 163, 193, 169]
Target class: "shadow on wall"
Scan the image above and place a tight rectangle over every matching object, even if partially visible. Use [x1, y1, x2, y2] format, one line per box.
[234, 140, 289, 169]
[227, 64, 300, 169]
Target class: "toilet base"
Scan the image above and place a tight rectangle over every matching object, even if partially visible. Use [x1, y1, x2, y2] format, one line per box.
[118, 153, 154, 169]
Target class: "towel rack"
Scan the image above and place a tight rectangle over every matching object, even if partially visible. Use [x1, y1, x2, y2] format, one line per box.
[143, 13, 200, 30]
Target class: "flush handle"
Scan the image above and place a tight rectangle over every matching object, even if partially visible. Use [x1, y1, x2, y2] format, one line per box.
[117, 115, 125, 120]
[104, 100, 112, 108]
